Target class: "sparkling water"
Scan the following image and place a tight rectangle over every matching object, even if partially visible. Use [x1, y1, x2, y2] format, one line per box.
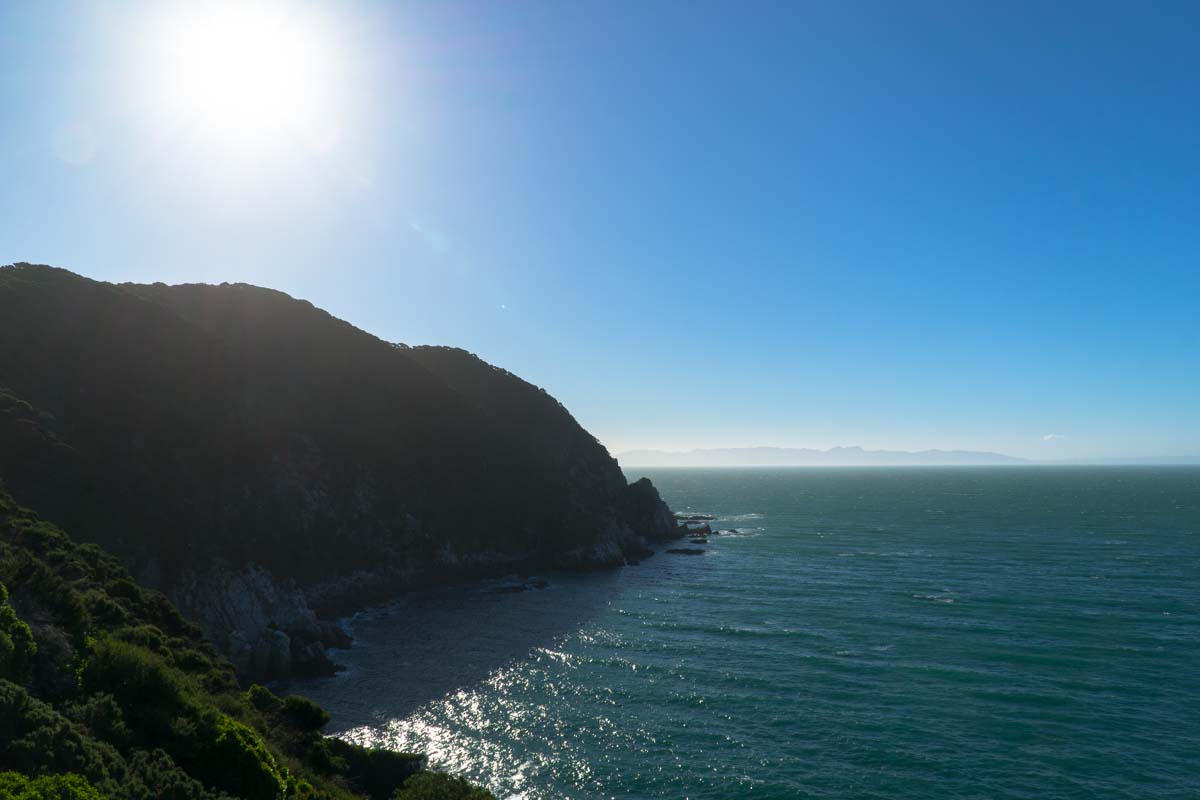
[289, 467, 1199, 799]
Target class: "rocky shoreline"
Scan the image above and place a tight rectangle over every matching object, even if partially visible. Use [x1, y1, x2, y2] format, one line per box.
[174, 509, 744, 683]
[664, 512, 742, 557]
[175, 484, 691, 682]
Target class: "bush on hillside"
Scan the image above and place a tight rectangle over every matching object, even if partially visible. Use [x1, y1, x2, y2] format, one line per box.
[0, 771, 104, 800]
[392, 773, 496, 800]
[0, 583, 37, 683]
[281, 695, 330, 732]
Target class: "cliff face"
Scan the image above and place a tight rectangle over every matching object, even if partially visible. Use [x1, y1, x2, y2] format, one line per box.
[0, 264, 676, 678]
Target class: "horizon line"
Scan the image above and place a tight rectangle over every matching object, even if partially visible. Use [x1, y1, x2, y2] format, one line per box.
[614, 445, 1200, 467]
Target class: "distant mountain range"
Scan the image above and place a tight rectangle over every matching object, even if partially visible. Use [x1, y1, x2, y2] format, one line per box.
[617, 446, 1200, 467]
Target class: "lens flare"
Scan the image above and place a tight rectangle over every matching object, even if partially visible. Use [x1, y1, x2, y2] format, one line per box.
[148, 2, 339, 150]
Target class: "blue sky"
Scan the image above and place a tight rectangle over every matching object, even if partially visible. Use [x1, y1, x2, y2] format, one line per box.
[2, 1, 1197, 458]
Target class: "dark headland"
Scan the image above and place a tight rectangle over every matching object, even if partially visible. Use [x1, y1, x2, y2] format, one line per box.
[0, 263, 685, 800]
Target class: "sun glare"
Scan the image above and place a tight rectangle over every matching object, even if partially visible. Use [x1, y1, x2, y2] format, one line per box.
[149, 3, 339, 150]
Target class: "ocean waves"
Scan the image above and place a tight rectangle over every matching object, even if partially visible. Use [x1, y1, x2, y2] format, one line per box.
[290, 467, 1200, 800]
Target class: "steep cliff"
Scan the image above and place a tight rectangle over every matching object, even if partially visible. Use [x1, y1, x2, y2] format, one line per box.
[0, 264, 677, 678]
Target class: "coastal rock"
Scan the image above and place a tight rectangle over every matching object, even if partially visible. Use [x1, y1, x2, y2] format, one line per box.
[173, 563, 345, 680]
[488, 576, 551, 594]
[252, 629, 292, 678]
[556, 538, 626, 570]
[226, 629, 254, 675]
[292, 638, 341, 677]
[316, 618, 352, 649]
[623, 478, 679, 541]
[666, 548, 705, 555]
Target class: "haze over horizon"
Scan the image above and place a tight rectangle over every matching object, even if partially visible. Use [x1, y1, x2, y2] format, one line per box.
[3, 1, 1198, 460]
[616, 444, 1200, 467]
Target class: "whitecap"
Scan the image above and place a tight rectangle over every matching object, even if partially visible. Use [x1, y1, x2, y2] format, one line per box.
[912, 593, 956, 604]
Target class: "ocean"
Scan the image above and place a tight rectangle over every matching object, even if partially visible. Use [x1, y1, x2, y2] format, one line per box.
[288, 467, 1199, 799]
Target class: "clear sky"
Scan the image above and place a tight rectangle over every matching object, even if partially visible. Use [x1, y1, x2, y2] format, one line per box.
[2, 1, 1197, 459]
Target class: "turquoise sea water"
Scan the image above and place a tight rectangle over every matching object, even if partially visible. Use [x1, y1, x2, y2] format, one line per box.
[290, 468, 1199, 799]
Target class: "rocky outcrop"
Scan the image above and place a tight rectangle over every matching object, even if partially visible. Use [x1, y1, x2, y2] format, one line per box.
[175, 564, 351, 680]
[622, 478, 678, 541]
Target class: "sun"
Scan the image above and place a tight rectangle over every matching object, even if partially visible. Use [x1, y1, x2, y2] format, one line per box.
[149, 2, 338, 149]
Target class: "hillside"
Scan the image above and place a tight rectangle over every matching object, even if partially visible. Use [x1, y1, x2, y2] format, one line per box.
[0, 264, 677, 679]
[0, 484, 492, 799]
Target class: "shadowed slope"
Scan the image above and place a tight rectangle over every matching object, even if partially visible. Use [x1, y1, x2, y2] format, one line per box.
[0, 264, 676, 678]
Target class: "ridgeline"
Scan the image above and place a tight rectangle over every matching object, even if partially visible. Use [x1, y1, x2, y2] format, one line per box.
[0, 263, 681, 798]
[0, 264, 676, 680]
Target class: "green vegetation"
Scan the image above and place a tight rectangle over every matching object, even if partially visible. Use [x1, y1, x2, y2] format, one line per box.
[392, 774, 496, 800]
[0, 486, 494, 800]
[0, 583, 37, 683]
[0, 772, 104, 800]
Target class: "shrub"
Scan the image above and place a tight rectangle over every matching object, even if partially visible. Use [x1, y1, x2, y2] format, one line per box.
[80, 637, 188, 705]
[125, 748, 229, 800]
[79, 637, 192, 741]
[185, 711, 285, 800]
[0, 681, 125, 791]
[172, 648, 213, 672]
[302, 737, 347, 775]
[103, 578, 142, 602]
[392, 773, 496, 800]
[0, 771, 104, 800]
[80, 590, 129, 627]
[0, 583, 37, 684]
[196, 665, 239, 696]
[281, 695, 330, 732]
[116, 625, 166, 653]
[324, 739, 423, 799]
[246, 684, 283, 714]
[63, 693, 129, 749]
